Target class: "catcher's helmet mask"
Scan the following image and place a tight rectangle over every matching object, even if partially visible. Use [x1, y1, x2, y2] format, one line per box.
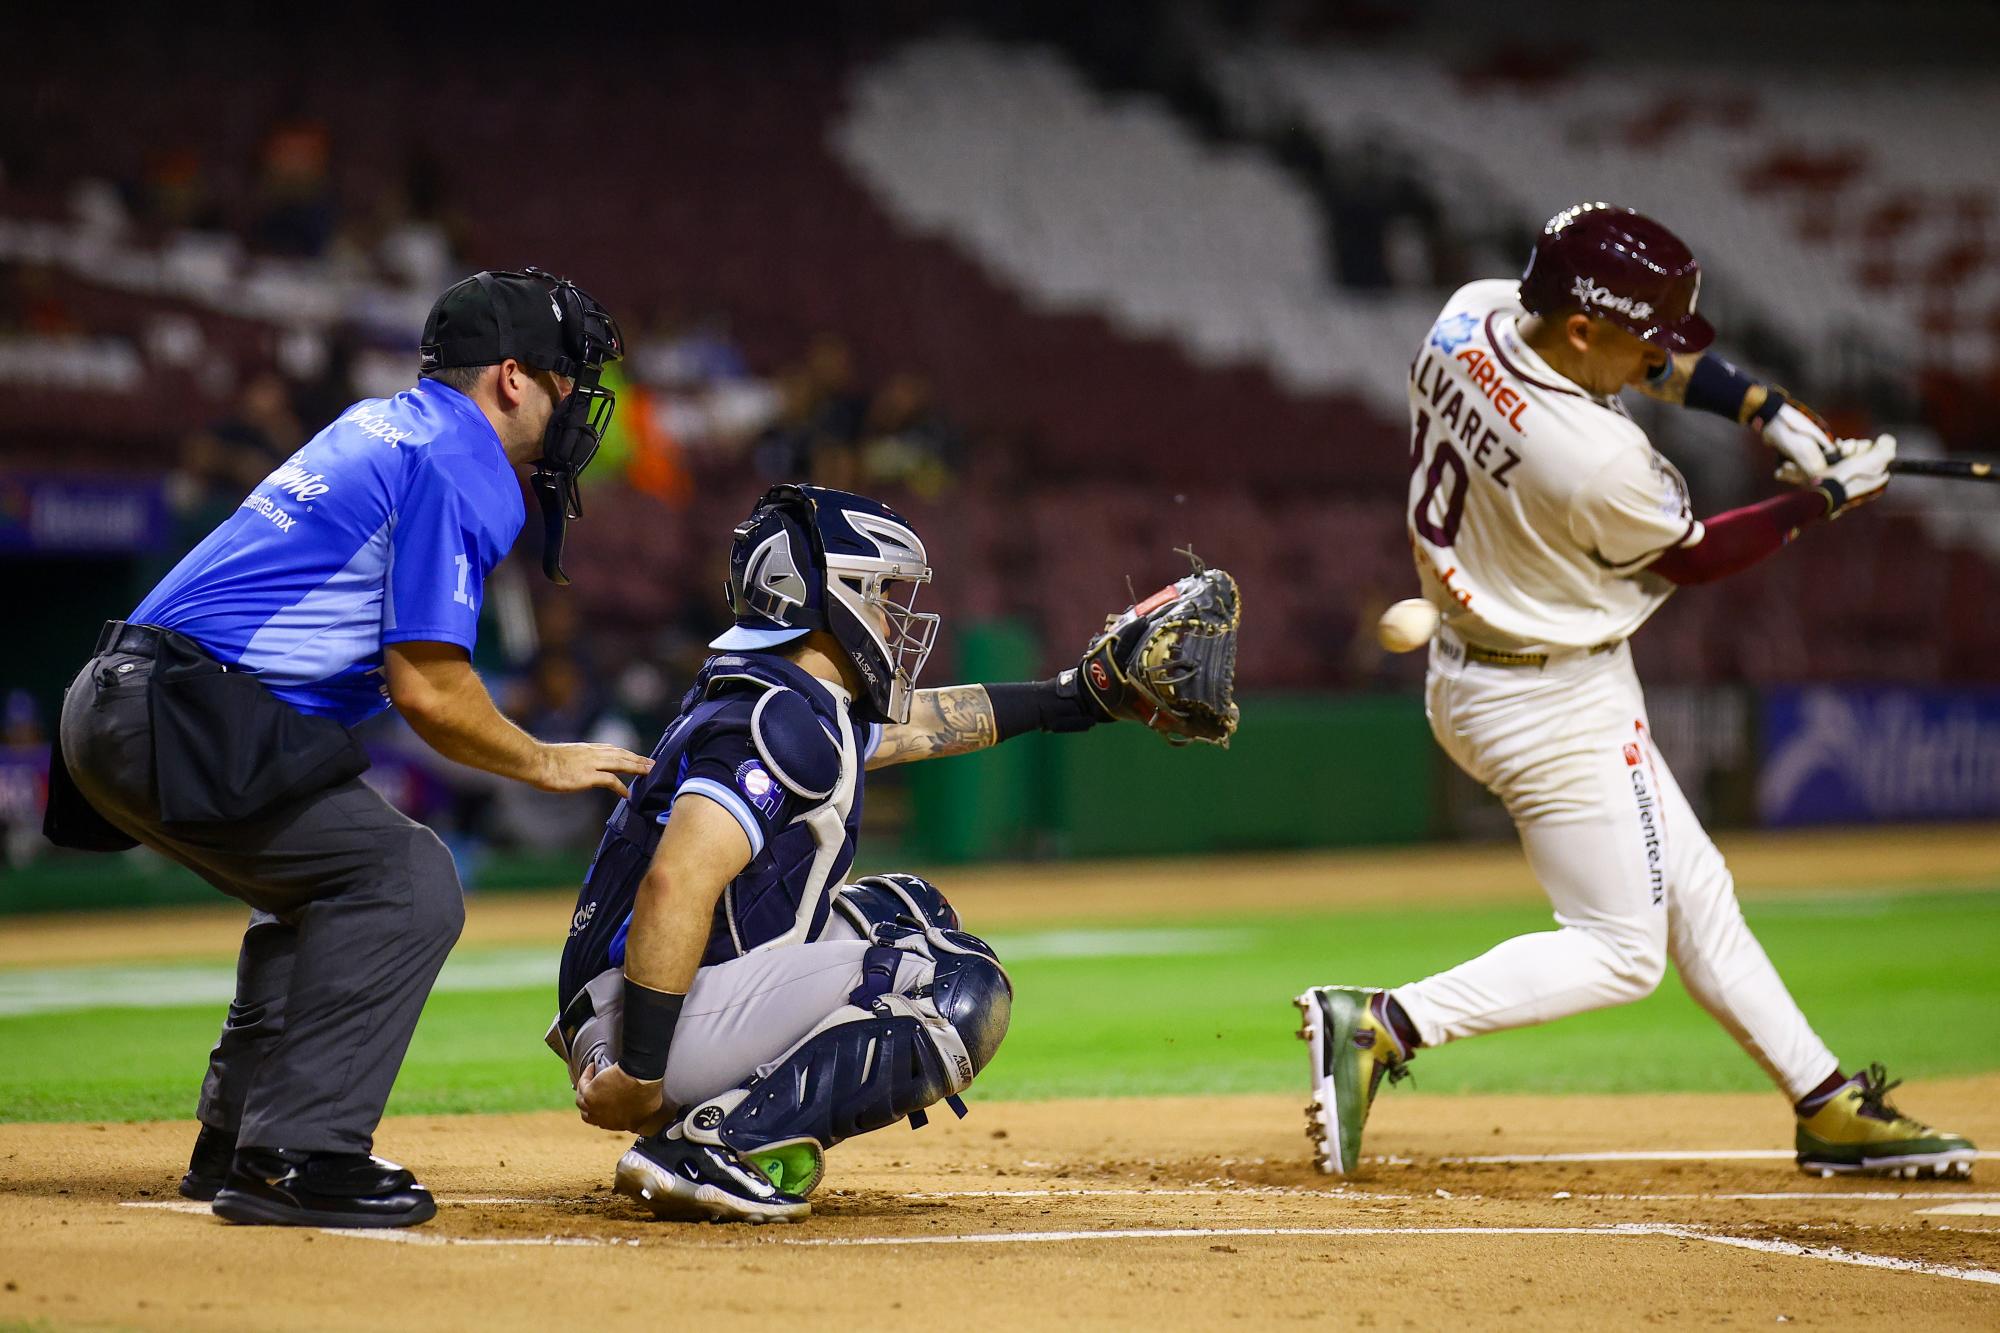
[419, 266, 624, 584]
[713, 485, 940, 725]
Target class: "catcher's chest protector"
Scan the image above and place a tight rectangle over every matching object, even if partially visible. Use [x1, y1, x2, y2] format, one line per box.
[563, 654, 872, 996]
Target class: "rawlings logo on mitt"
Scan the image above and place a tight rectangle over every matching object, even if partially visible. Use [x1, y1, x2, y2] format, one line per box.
[1072, 552, 1241, 747]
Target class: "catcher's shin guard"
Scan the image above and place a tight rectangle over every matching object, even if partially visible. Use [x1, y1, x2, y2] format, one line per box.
[681, 940, 1012, 1170]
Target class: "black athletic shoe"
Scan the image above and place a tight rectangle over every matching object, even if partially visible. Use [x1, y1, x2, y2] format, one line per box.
[177, 1123, 236, 1202]
[614, 1132, 809, 1224]
[211, 1148, 437, 1228]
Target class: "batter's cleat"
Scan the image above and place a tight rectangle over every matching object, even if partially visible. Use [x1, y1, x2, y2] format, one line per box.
[1295, 986, 1411, 1177]
[211, 1148, 437, 1227]
[177, 1122, 235, 1202]
[614, 1131, 811, 1225]
[1795, 1063, 1977, 1180]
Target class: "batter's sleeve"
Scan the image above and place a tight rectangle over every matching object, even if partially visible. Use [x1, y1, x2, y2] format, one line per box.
[1567, 447, 1704, 572]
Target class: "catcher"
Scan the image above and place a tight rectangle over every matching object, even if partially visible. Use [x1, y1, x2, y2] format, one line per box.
[547, 484, 1238, 1222]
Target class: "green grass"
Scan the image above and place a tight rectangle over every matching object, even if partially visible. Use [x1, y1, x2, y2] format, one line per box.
[5, 890, 1998, 1123]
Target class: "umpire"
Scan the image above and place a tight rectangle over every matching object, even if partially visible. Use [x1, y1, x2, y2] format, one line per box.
[46, 268, 652, 1229]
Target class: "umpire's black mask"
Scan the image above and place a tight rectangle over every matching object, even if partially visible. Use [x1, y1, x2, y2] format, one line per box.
[420, 267, 624, 584]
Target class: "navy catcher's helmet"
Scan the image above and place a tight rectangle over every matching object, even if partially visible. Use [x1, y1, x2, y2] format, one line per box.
[1519, 203, 1714, 354]
[712, 485, 940, 724]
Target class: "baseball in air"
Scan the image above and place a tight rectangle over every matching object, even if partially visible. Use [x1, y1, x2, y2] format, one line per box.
[1376, 598, 1440, 653]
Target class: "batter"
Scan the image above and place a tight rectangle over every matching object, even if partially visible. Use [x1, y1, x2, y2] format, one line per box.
[1296, 203, 1977, 1180]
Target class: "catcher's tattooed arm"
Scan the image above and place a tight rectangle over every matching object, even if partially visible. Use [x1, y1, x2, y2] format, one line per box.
[868, 674, 1109, 769]
[868, 554, 1244, 768]
[868, 685, 999, 769]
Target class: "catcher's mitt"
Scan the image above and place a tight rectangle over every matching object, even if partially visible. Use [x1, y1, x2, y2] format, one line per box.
[1073, 552, 1241, 747]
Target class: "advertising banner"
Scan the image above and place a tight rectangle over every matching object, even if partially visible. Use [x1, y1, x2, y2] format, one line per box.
[1758, 685, 2000, 826]
[0, 475, 169, 555]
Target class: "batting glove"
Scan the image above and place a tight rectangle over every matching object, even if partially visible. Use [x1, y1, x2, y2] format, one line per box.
[1811, 433, 1896, 519]
[1763, 401, 1841, 481]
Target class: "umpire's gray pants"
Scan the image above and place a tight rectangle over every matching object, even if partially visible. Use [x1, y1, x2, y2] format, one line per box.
[60, 649, 464, 1154]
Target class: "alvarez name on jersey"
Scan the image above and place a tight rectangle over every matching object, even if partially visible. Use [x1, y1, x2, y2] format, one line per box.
[1405, 279, 1700, 653]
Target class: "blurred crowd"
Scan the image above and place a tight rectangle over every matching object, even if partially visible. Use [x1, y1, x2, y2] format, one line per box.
[5, 8, 1997, 870]
[0, 104, 980, 868]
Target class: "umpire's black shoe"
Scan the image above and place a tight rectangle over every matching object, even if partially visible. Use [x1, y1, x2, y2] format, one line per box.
[211, 1148, 437, 1228]
[177, 1122, 236, 1202]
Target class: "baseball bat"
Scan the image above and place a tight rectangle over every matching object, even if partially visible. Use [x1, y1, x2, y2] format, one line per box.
[1888, 458, 1998, 484]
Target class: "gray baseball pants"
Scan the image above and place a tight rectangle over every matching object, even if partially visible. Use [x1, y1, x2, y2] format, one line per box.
[59, 649, 463, 1153]
[549, 914, 924, 1110]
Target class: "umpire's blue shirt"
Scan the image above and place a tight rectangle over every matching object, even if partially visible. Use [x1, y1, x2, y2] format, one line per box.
[130, 380, 524, 727]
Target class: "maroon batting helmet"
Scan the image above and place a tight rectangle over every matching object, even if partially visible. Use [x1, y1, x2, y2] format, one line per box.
[1519, 202, 1715, 354]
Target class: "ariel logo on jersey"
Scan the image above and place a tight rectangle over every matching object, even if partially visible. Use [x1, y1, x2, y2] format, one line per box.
[1445, 347, 1530, 433]
[1570, 275, 1654, 322]
[1428, 312, 1478, 354]
[735, 759, 784, 818]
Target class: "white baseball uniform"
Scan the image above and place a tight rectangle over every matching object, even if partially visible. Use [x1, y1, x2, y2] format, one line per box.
[1389, 280, 1839, 1101]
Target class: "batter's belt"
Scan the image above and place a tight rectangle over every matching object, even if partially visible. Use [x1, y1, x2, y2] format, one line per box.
[1462, 639, 1624, 669]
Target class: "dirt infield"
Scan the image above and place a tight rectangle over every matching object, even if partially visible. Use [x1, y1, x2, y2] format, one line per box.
[6, 826, 1997, 1328]
[3, 1081, 1997, 1331]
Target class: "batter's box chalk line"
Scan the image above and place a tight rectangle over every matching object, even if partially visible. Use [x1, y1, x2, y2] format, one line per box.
[115, 1202, 2000, 1280]
[1430, 1149, 1988, 1165]
[774, 1223, 2000, 1285]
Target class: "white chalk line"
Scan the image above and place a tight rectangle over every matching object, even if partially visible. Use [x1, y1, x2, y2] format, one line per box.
[116, 1202, 2000, 1279]
[896, 1186, 2000, 1204]
[1440, 1149, 1796, 1163]
[1919, 1203, 2000, 1217]
[777, 1223, 2000, 1285]
[898, 1186, 1415, 1202]
[127, 1185, 2000, 1213]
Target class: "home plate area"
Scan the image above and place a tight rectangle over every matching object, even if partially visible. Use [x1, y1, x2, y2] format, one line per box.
[6, 1085, 1995, 1331]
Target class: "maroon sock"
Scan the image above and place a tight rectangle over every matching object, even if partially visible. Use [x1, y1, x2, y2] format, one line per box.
[1375, 992, 1423, 1054]
[1794, 1069, 1849, 1116]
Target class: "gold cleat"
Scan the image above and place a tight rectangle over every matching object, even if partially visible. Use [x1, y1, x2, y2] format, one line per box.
[1795, 1064, 1977, 1180]
[1293, 987, 1411, 1176]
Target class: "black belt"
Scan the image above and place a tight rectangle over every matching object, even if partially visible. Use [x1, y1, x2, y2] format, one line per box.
[96, 621, 166, 658]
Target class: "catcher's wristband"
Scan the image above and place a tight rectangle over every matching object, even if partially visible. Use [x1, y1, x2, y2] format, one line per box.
[616, 979, 685, 1082]
[984, 678, 1104, 741]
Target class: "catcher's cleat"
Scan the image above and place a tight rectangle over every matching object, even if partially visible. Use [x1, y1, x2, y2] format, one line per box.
[1295, 986, 1411, 1177]
[1795, 1063, 1977, 1180]
[614, 1130, 811, 1224]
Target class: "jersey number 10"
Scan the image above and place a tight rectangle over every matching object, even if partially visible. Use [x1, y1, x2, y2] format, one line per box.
[1409, 410, 1467, 547]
